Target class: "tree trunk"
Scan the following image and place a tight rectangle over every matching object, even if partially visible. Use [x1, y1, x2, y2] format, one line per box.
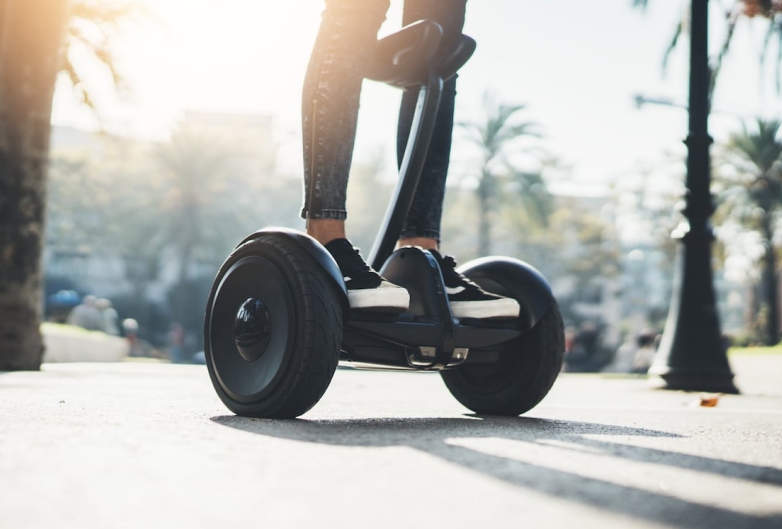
[0, 1, 69, 370]
[762, 217, 779, 345]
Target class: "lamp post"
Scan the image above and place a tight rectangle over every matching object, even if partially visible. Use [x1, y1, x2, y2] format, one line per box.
[648, 0, 739, 393]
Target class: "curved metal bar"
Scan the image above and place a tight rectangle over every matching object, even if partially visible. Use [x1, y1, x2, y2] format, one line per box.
[368, 71, 444, 271]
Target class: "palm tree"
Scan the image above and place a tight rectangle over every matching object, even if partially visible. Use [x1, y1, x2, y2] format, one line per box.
[0, 1, 72, 370]
[143, 127, 261, 338]
[634, 0, 782, 97]
[152, 129, 247, 287]
[458, 93, 551, 256]
[0, 0, 137, 370]
[718, 119, 782, 344]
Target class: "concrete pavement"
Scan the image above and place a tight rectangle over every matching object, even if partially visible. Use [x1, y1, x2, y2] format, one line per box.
[1, 354, 781, 529]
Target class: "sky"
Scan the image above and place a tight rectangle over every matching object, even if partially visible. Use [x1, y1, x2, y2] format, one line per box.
[51, 0, 782, 193]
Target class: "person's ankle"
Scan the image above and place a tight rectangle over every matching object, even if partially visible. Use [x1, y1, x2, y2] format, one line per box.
[307, 219, 346, 246]
[324, 238, 409, 312]
[397, 237, 438, 251]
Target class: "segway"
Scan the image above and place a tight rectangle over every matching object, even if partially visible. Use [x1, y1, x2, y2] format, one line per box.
[204, 20, 565, 419]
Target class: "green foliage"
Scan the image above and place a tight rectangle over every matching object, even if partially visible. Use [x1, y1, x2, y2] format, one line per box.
[730, 341, 782, 354]
[152, 128, 251, 277]
[715, 118, 782, 344]
[520, 198, 621, 323]
[440, 182, 624, 332]
[46, 123, 293, 348]
[717, 119, 782, 220]
[457, 92, 550, 256]
[634, 1, 782, 96]
[728, 120, 782, 175]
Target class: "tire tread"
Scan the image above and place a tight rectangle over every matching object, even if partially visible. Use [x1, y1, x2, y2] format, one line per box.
[205, 233, 342, 419]
[441, 301, 564, 416]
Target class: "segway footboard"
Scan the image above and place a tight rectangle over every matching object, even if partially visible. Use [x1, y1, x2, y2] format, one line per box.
[341, 248, 522, 370]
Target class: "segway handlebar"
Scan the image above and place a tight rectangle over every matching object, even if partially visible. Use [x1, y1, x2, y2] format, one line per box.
[366, 20, 476, 88]
[365, 20, 443, 88]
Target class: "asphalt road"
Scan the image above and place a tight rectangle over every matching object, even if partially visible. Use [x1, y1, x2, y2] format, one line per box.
[1, 359, 781, 529]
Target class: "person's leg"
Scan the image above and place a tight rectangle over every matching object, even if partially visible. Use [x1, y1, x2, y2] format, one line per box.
[301, 0, 389, 245]
[396, 0, 466, 248]
[396, 0, 519, 320]
[301, 0, 408, 312]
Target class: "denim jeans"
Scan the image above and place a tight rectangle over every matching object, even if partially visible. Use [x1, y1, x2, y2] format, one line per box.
[301, 0, 467, 242]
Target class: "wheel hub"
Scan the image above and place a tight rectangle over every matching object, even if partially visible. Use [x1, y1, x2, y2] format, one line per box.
[234, 297, 271, 362]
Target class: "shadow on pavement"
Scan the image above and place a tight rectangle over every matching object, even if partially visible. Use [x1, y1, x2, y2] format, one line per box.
[212, 415, 782, 529]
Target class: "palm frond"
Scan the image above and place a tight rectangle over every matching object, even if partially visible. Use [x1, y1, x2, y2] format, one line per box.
[759, 13, 775, 65]
[727, 119, 782, 173]
[662, 20, 684, 74]
[710, 10, 740, 99]
[721, 119, 782, 226]
[638, 1, 782, 94]
[61, 0, 147, 114]
[458, 90, 550, 253]
[776, 24, 782, 92]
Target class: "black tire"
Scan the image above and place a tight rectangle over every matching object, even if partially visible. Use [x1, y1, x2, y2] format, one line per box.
[204, 233, 342, 418]
[441, 301, 564, 416]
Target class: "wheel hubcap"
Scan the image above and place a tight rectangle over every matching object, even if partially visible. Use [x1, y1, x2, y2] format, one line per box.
[234, 297, 271, 362]
[207, 255, 294, 403]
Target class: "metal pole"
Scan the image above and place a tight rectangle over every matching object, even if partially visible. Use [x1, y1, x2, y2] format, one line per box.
[649, 0, 739, 393]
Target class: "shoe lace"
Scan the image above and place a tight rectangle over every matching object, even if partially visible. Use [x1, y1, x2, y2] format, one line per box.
[339, 244, 376, 279]
[437, 253, 481, 290]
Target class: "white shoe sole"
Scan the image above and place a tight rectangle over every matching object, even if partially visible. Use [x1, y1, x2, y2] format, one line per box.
[348, 285, 410, 312]
[450, 298, 520, 320]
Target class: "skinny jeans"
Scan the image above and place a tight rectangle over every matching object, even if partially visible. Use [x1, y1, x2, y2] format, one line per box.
[301, 0, 467, 242]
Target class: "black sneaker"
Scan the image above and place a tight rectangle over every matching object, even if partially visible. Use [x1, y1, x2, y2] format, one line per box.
[325, 238, 410, 312]
[430, 250, 520, 320]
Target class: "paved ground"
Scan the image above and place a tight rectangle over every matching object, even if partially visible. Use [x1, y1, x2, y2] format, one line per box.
[1, 354, 781, 529]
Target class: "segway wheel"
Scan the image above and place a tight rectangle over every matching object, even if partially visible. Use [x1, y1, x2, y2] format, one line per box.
[204, 233, 342, 419]
[441, 300, 564, 416]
